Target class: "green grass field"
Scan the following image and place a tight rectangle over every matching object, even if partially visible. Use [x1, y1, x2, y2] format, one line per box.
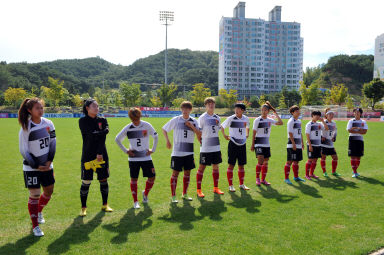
[0, 117, 383, 255]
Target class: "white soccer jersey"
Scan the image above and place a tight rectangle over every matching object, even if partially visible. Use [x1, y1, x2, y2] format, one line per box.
[252, 116, 277, 148]
[162, 115, 199, 157]
[197, 112, 221, 153]
[347, 118, 368, 141]
[115, 120, 159, 162]
[305, 121, 325, 147]
[221, 114, 250, 146]
[286, 117, 302, 149]
[321, 120, 337, 148]
[19, 117, 56, 171]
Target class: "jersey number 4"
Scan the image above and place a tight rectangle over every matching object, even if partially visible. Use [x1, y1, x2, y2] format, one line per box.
[39, 137, 49, 149]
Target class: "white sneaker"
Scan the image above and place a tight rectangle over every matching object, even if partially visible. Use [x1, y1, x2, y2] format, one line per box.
[182, 194, 193, 201]
[239, 184, 250, 190]
[33, 226, 44, 237]
[38, 212, 45, 224]
[142, 191, 148, 204]
[171, 196, 178, 203]
[133, 201, 140, 209]
[229, 185, 236, 192]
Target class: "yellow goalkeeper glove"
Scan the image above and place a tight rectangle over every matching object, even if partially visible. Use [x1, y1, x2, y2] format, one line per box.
[84, 159, 106, 172]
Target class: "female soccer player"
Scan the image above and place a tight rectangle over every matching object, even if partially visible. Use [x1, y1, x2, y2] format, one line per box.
[18, 98, 56, 237]
[347, 108, 368, 178]
[320, 108, 340, 177]
[251, 101, 283, 186]
[115, 108, 158, 209]
[162, 101, 201, 202]
[79, 98, 113, 217]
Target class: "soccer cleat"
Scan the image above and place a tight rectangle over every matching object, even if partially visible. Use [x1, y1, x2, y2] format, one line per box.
[38, 212, 45, 224]
[323, 172, 329, 177]
[133, 201, 140, 209]
[171, 196, 178, 203]
[79, 207, 87, 217]
[182, 194, 193, 201]
[239, 184, 250, 190]
[352, 173, 360, 178]
[284, 179, 293, 185]
[213, 187, 224, 195]
[261, 180, 271, 186]
[32, 226, 44, 237]
[229, 185, 236, 192]
[101, 204, 114, 212]
[142, 191, 148, 204]
[256, 178, 261, 186]
[332, 172, 341, 176]
[294, 177, 306, 182]
[305, 175, 311, 180]
[310, 175, 319, 179]
[196, 189, 205, 198]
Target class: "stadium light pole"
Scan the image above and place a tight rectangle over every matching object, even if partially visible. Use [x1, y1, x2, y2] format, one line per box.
[159, 11, 174, 85]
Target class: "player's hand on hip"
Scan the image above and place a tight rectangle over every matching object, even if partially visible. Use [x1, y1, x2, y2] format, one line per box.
[38, 165, 50, 171]
[292, 144, 297, 151]
[146, 149, 153, 156]
[127, 150, 135, 157]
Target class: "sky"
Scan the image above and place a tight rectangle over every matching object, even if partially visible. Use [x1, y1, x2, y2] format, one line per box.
[0, 0, 383, 69]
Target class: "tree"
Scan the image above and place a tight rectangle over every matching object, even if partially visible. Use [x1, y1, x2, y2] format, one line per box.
[111, 89, 123, 107]
[172, 97, 186, 108]
[119, 82, 141, 107]
[191, 83, 211, 107]
[40, 77, 65, 107]
[219, 88, 238, 108]
[259, 94, 266, 105]
[324, 90, 332, 105]
[157, 83, 178, 107]
[360, 95, 370, 110]
[72, 94, 83, 107]
[346, 94, 354, 110]
[150, 96, 161, 107]
[362, 78, 384, 110]
[299, 82, 322, 106]
[249, 95, 260, 108]
[94, 87, 109, 105]
[330, 84, 348, 105]
[4, 87, 27, 107]
[278, 94, 287, 109]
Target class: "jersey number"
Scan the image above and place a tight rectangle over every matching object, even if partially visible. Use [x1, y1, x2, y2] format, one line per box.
[239, 128, 243, 135]
[298, 129, 301, 135]
[184, 130, 188, 138]
[264, 127, 269, 134]
[27, 177, 38, 186]
[212, 126, 216, 133]
[329, 131, 332, 136]
[137, 138, 141, 147]
[39, 137, 49, 149]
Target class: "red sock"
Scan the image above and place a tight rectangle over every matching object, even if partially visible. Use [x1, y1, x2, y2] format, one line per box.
[130, 180, 138, 202]
[284, 163, 291, 179]
[38, 193, 51, 213]
[144, 179, 154, 196]
[261, 165, 268, 181]
[170, 175, 177, 197]
[320, 159, 326, 173]
[351, 159, 357, 173]
[238, 167, 245, 185]
[292, 163, 299, 178]
[196, 170, 204, 190]
[310, 161, 317, 175]
[212, 169, 219, 188]
[256, 164, 262, 179]
[356, 159, 360, 169]
[28, 197, 39, 228]
[227, 168, 233, 186]
[332, 160, 338, 173]
[305, 161, 311, 176]
[183, 174, 190, 195]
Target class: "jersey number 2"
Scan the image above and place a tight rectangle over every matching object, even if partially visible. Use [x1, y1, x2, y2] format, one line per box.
[137, 138, 141, 146]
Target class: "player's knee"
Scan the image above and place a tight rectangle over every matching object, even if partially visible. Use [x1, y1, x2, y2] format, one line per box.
[29, 189, 40, 198]
[82, 180, 92, 185]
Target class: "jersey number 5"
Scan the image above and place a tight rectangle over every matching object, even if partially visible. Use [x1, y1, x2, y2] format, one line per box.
[212, 126, 216, 133]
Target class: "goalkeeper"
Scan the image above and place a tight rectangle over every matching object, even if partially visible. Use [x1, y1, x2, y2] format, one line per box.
[78, 98, 113, 217]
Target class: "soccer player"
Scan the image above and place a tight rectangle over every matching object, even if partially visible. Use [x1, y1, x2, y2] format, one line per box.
[320, 108, 340, 177]
[18, 98, 56, 237]
[162, 101, 201, 203]
[115, 108, 159, 209]
[221, 103, 251, 192]
[251, 101, 283, 186]
[347, 108, 368, 178]
[79, 99, 113, 217]
[304, 111, 328, 180]
[196, 97, 224, 197]
[284, 105, 305, 184]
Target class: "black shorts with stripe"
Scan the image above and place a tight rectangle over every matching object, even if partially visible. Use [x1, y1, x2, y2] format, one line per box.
[255, 146, 271, 159]
[307, 145, 322, 159]
[129, 160, 155, 178]
[321, 146, 337, 156]
[348, 137, 364, 157]
[200, 151, 222, 166]
[228, 140, 247, 166]
[24, 169, 55, 189]
[171, 155, 195, 171]
[81, 161, 110, 181]
[287, 148, 303, 161]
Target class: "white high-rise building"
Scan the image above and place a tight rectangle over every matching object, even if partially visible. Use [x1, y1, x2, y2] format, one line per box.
[219, 2, 304, 98]
[374, 33, 384, 80]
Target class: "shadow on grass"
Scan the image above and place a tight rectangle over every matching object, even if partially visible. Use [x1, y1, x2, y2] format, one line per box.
[357, 176, 384, 186]
[257, 185, 298, 203]
[312, 176, 359, 190]
[290, 181, 323, 198]
[102, 205, 153, 244]
[197, 194, 227, 221]
[228, 189, 261, 213]
[0, 232, 41, 255]
[158, 200, 204, 230]
[47, 211, 105, 255]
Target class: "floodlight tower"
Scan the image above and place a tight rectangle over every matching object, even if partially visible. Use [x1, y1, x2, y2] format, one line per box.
[159, 11, 174, 85]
